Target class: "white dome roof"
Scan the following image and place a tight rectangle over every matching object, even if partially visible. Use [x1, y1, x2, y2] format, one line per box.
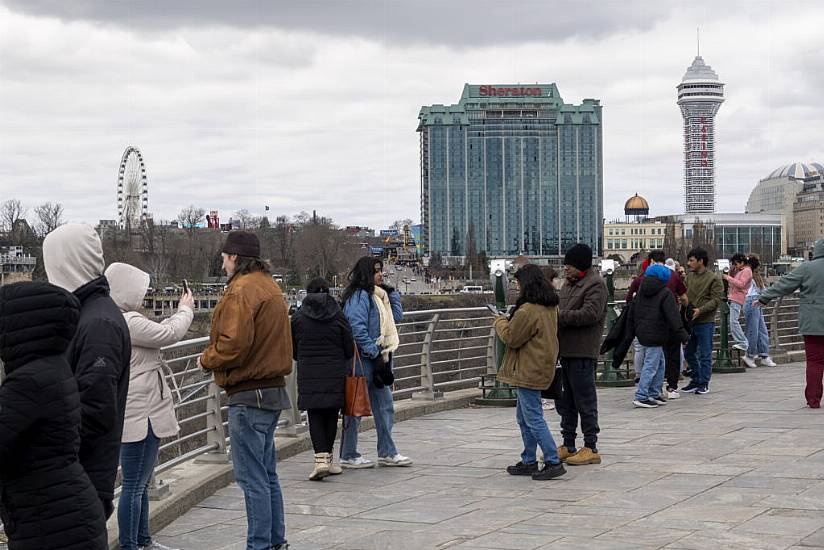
[765, 162, 824, 180]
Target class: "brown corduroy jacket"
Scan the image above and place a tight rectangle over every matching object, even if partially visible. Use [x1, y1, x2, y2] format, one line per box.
[201, 271, 293, 394]
[494, 303, 559, 390]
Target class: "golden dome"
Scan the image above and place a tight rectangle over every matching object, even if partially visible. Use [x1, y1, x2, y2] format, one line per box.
[624, 193, 649, 212]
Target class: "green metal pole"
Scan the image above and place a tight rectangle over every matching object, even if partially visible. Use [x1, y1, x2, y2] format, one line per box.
[597, 270, 634, 387]
[713, 277, 744, 373]
[475, 270, 517, 406]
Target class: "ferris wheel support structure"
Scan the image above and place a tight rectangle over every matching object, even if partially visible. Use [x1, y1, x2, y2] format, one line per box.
[117, 146, 149, 229]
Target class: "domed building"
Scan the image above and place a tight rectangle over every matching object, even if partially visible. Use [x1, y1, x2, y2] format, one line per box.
[746, 162, 824, 253]
[624, 193, 650, 218]
[603, 193, 667, 263]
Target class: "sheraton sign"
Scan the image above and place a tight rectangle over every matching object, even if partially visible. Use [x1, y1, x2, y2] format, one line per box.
[479, 86, 542, 97]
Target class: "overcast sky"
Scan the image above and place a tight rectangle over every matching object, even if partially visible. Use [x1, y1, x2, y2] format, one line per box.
[1, 0, 823, 230]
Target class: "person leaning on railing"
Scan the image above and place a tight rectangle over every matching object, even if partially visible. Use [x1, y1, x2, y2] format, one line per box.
[756, 238, 824, 408]
[106, 263, 194, 550]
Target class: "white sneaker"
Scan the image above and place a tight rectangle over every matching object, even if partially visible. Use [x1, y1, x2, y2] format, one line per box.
[760, 356, 778, 367]
[378, 454, 413, 467]
[666, 389, 680, 400]
[139, 543, 180, 550]
[742, 356, 757, 368]
[733, 343, 748, 351]
[541, 398, 555, 410]
[340, 456, 375, 469]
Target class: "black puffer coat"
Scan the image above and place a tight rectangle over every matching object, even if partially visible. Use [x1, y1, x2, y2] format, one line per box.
[624, 276, 689, 347]
[0, 282, 108, 550]
[291, 293, 355, 410]
[67, 276, 131, 516]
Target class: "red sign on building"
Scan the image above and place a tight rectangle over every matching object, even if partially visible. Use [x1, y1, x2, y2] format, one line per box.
[479, 86, 542, 97]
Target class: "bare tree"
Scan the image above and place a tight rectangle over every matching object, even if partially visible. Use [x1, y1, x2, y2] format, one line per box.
[0, 199, 26, 234]
[234, 209, 257, 230]
[33, 202, 65, 237]
[177, 205, 206, 239]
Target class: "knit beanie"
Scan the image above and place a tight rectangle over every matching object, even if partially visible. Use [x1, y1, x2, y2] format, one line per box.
[645, 264, 672, 284]
[222, 231, 260, 258]
[563, 243, 593, 271]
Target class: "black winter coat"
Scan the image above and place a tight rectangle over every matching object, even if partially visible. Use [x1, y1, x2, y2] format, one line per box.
[624, 277, 689, 348]
[0, 282, 108, 550]
[67, 276, 131, 514]
[291, 293, 354, 410]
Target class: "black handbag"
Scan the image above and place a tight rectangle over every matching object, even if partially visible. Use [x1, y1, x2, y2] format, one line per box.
[541, 366, 564, 400]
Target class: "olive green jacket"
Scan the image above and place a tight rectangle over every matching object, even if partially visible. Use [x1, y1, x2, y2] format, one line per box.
[493, 303, 559, 390]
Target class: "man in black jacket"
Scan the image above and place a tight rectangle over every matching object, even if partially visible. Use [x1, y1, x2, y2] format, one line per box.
[625, 265, 689, 408]
[43, 224, 131, 520]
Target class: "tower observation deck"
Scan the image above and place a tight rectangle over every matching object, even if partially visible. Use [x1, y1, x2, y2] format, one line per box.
[678, 55, 724, 214]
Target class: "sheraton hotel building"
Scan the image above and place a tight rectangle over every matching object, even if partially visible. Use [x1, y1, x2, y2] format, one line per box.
[418, 83, 603, 260]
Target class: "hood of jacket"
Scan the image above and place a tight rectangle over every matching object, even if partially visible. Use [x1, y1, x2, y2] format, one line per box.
[299, 292, 341, 321]
[639, 275, 667, 297]
[0, 281, 81, 373]
[42, 223, 105, 293]
[105, 262, 150, 312]
[814, 239, 824, 260]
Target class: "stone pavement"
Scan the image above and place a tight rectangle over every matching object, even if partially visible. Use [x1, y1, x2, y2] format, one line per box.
[156, 362, 824, 550]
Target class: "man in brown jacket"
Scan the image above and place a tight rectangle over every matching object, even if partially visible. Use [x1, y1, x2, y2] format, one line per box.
[199, 231, 292, 550]
[556, 243, 608, 466]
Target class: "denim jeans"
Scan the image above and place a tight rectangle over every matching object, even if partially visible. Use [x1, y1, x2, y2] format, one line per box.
[515, 387, 560, 465]
[729, 301, 749, 349]
[632, 338, 645, 375]
[340, 356, 398, 460]
[118, 423, 160, 550]
[635, 346, 665, 401]
[744, 295, 769, 357]
[685, 322, 715, 387]
[229, 405, 286, 550]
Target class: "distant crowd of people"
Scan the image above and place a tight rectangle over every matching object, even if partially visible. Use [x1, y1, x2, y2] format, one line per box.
[0, 224, 822, 549]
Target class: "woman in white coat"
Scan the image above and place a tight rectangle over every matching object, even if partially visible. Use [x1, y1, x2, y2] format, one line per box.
[106, 263, 193, 550]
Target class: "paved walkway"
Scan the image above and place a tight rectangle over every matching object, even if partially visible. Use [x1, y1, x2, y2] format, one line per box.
[156, 362, 824, 550]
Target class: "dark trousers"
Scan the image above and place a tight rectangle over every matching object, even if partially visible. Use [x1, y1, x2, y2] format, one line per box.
[664, 337, 682, 390]
[308, 408, 340, 453]
[804, 336, 824, 408]
[555, 357, 600, 450]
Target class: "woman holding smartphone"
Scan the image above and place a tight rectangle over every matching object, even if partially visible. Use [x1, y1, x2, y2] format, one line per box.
[106, 263, 194, 550]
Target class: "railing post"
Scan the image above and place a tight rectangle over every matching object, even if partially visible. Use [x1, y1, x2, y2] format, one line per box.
[195, 381, 230, 463]
[769, 295, 789, 362]
[413, 314, 443, 400]
[486, 327, 496, 373]
[276, 365, 308, 437]
[713, 278, 745, 373]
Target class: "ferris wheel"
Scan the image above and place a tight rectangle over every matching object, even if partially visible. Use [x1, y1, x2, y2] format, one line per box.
[117, 146, 149, 228]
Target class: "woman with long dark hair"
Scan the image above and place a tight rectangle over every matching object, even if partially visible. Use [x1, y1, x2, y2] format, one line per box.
[339, 256, 411, 469]
[494, 264, 566, 481]
[742, 254, 777, 367]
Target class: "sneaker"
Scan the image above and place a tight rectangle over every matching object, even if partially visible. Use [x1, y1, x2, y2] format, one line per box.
[634, 376, 640, 384]
[139, 544, 180, 550]
[541, 398, 555, 410]
[733, 343, 748, 351]
[273, 544, 290, 550]
[650, 396, 667, 406]
[557, 445, 576, 462]
[742, 355, 757, 368]
[378, 454, 413, 467]
[666, 388, 680, 399]
[633, 398, 659, 408]
[681, 382, 700, 394]
[566, 447, 602, 466]
[696, 386, 710, 395]
[760, 356, 778, 367]
[506, 461, 539, 476]
[531, 462, 566, 480]
[340, 456, 375, 469]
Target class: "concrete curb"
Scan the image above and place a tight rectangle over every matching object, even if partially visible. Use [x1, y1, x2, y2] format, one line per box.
[106, 388, 480, 549]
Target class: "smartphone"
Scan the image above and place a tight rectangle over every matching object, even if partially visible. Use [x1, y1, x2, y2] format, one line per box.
[486, 303, 504, 316]
[182, 279, 189, 294]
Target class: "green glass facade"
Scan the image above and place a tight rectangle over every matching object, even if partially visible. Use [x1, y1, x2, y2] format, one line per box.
[418, 84, 603, 258]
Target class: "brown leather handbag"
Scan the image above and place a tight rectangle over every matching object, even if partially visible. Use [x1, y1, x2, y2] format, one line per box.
[344, 347, 372, 417]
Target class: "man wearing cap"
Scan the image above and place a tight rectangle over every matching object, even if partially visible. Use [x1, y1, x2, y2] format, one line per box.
[199, 231, 293, 550]
[555, 243, 608, 466]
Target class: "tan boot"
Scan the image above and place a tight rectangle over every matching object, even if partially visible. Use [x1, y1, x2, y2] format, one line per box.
[565, 447, 601, 466]
[557, 446, 576, 463]
[309, 453, 331, 481]
[327, 453, 342, 475]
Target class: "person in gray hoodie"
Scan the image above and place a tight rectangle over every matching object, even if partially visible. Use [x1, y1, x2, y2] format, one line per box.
[42, 224, 132, 521]
[106, 262, 193, 550]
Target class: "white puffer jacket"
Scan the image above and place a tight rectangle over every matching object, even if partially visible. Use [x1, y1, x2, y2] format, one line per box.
[105, 263, 193, 443]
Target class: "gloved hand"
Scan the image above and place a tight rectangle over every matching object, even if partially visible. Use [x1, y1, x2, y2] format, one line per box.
[373, 354, 395, 388]
[379, 283, 396, 294]
[102, 498, 114, 519]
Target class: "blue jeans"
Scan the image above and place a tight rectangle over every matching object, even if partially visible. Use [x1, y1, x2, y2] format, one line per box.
[685, 322, 715, 387]
[515, 387, 560, 464]
[341, 356, 398, 459]
[635, 346, 665, 401]
[229, 406, 285, 550]
[729, 301, 748, 349]
[118, 423, 160, 550]
[744, 295, 770, 357]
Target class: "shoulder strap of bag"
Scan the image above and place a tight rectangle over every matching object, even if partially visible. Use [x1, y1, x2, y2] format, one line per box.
[352, 345, 366, 377]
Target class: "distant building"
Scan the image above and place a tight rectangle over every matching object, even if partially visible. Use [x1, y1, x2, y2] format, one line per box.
[1, 246, 36, 285]
[343, 226, 375, 238]
[793, 175, 824, 257]
[604, 194, 670, 263]
[746, 162, 823, 254]
[418, 83, 603, 259]
[675, 213, 784, 264]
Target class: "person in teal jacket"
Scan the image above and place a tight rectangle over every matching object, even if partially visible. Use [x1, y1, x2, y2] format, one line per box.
[757, 238, 824, 407]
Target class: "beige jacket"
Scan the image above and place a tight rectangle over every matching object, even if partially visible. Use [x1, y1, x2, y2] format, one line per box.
[106, 263, 193, 442]
[373, 286, 399, 361]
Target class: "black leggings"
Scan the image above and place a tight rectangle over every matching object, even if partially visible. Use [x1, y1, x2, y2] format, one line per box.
[307, 408, 340, 454]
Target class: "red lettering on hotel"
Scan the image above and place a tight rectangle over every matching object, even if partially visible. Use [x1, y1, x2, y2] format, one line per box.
[479, 86, 542, 97]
